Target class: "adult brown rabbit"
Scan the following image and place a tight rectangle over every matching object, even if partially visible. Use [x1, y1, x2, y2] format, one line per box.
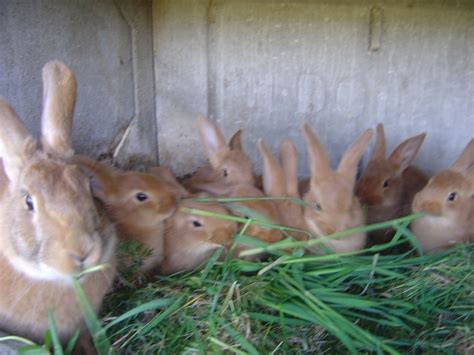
[356, 123, 428, 244]
[0, 61, 117, 345]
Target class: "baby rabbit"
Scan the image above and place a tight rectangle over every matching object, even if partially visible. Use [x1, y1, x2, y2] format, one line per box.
[302, 124, 373, 253]
[151, 167, 238, 275]
[226, 183, 283, 246]
[187, 117, 283, 252]
[0, 61, 117, 344]
[183, 116, 256, 194]
[356, 123, 428, 243]
[72, 156, 178, 273]
[258, 138, 307, 241]
[411, 139, 474, 253]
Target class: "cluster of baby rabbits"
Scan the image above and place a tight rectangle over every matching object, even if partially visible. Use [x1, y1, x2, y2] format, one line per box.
[0, 60, 472, 349]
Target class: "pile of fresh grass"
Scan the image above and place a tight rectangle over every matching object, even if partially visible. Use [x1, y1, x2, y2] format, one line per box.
[7, 201, 474, 354]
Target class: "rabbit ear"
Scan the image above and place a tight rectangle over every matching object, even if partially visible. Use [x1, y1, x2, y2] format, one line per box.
[337, 129, 373, 183]
[258, 139, 285, 196]
[0, 98, 37, 182]
[302, 123, 332, 180]
[279, 139, 299, 197]
[388, 132, 426, 174]
[451, 139, 474, 173]
[41, 60, 77, 158]
[370, 123, 386, 160]
[466, 166, 474, 185]
[229, 129, 243, 151]
[198, 116, 230, 168]
[72, 155, 117, 201]
[149, 166, 189, 198]
[191, 180, 232, 196]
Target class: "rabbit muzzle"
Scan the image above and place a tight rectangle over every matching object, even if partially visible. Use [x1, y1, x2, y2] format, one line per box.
[413, 199, 442, 216]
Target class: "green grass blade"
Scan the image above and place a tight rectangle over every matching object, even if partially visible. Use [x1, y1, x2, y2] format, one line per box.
[103, 299, 175, 331]
[72, 278, 111, 355]
[47, 309, 63, 355]
[64, 330, 80, 355]
[220, 321, 259, 355]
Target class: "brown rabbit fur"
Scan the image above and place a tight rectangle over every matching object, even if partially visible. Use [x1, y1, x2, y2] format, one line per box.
[0, 61, 117, 344]
[411, 139, 474, 253]
[186, 179, 283, 258]
[258, 138, 307, 241]
[150, 167, 238, 275]
[356, 123, 428, 243]
[193, 172, 284, 253]
[72, 156, 178, 273]
[183, 117, 283, 253]
[302, 123, 373, 253]
[183, 116, 256, 194]
[228, 184, 283, 244]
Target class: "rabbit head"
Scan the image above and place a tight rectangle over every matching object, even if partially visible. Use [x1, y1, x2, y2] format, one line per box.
[258, 138, 307, 241]
[153, 167, 237, 274]
[190, 116, 255, 194]
[73, 158, 179, 272]
[0, 60, 116, 343]
[356, 123, 427, 211]
[411, 139, 474, 253]
[0, 61, 116, 281]
[161, 197, 238, 275]
[302, 123, 372, 253]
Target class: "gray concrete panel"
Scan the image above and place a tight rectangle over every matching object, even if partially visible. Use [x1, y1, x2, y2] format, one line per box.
[1, 1, 472, 176]
[154, 0, 474, 177]
[154, 0, 210, 172]
[0, 0, 155, 161]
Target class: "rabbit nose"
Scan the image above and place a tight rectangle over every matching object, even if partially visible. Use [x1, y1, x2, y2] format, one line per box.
[419, 201, 442, 216]
[70, 252, 89, 271]
[358, 191, 380, 205]
[318, 222, 336, 236]
[70, 243, 98, 271]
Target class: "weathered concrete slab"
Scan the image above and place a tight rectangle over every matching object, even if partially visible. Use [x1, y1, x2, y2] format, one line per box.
[0, 0, 155, 162]
[1, 1, 472, 176]
[154, 0, 474, 176]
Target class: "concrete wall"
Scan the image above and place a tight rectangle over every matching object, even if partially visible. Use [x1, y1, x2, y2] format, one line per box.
[154, 0, 474, 177]
[0, 0, 156, 164]
[1, 1, 473, 177]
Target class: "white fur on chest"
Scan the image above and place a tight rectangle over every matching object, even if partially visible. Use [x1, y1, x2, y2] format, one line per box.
[412, 216, 468, 253]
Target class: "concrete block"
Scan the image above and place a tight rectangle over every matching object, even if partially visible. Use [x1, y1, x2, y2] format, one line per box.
[1, 0, 472, 176]
[0, 0, 155, 162]
[153, 0, 474, 176]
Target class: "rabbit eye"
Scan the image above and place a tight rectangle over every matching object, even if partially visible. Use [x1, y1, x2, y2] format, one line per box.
[223, 169, 228, 177]
[25, 194, 34, 211]
[383, 179, 390, 188]
[192, 220, 202, 228]
[136, 192, 148, 202]
[447, 192, 456, 201]
[315, 203, 322, 211]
